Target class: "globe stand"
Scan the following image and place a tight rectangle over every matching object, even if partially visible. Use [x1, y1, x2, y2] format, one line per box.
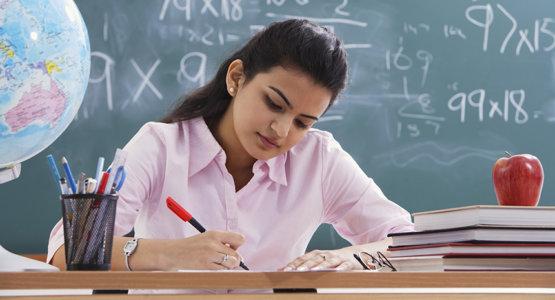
[0, 164, 21, 184]
[0, 163, 58, 272]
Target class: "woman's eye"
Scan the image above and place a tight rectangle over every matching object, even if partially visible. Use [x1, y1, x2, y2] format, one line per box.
[265, 97, 282, 111]
[295, 119, 308, 129]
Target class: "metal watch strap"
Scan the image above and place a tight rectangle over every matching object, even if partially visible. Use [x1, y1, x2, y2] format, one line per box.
[123, 238, 141, 271]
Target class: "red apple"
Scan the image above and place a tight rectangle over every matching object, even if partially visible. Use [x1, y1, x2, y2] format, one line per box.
[492, 152, 544, 206]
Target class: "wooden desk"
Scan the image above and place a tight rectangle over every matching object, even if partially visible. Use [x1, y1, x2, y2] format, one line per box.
[1, 271, 555, 299]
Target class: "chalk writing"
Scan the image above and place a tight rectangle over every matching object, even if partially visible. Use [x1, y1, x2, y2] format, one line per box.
[466, 3, 555, 55]
[447, 89, 529, 124]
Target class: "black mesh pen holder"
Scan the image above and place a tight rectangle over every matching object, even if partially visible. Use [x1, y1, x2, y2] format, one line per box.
[61, 193, 118, 271]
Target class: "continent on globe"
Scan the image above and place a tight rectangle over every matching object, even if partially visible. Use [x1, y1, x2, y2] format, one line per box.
[4, 77, 67, 132]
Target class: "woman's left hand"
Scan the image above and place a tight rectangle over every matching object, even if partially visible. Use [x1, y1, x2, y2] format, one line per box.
[280, 250, 357, 271]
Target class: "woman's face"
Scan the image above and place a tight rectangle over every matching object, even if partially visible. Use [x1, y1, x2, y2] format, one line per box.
[231, 65, 332, 161]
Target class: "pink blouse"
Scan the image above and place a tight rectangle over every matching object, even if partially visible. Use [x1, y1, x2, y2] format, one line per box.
[47, 117, 413, 272]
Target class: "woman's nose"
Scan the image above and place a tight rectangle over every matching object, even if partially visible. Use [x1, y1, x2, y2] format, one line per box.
[271, 118, 291, 138]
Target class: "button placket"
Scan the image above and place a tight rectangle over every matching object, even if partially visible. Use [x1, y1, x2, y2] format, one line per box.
[216, 152, 238, 231]
[225, 174, 239, 230]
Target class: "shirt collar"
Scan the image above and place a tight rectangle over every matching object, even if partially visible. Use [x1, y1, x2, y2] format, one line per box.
[187, 117, 223, 177]
[187, 117, 288, 186]
[261, 152, 288, 186]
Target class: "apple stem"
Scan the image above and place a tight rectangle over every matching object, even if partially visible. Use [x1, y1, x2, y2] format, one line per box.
[505, 151, 512, 157]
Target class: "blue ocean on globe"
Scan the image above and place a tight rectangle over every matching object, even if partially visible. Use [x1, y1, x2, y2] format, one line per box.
[0, 0, 90, 168]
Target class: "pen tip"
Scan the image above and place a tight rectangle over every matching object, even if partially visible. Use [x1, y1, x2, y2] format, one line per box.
[61, 156, 67, 163]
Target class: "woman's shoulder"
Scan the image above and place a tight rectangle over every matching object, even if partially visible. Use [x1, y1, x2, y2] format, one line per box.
[137, 120, 180, 134]
[134, 118, 201, 141]
[291, 128, 342, 156]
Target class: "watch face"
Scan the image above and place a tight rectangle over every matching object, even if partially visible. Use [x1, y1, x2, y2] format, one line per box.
[124, 240, 137, 253]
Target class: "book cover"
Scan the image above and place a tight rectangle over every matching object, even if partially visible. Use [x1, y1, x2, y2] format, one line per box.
[388, 255, 555, 272]
[388, 226, 555, 247]
[413, 205, 555, 231]
[388, 242, 555, 258]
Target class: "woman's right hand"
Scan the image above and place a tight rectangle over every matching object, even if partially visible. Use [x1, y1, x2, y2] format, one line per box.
[161, 230, 245, 271]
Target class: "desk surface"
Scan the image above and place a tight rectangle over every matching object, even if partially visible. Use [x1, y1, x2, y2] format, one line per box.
[2, 271, 555, 290]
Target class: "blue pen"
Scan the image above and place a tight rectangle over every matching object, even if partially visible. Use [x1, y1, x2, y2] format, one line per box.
[61, 156, 77, 194]
[46, 154, 62, 193]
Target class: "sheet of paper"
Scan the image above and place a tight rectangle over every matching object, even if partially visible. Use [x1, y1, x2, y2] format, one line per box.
[0, 245, 58, 272]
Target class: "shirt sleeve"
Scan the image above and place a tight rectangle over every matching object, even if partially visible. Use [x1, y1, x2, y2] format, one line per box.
[113, 122, 166, 236]
[45, 123, 165, 263]
[320, 133, 414, 245]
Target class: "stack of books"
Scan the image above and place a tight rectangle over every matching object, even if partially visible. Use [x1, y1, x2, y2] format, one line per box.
[386, 205, 555, 271]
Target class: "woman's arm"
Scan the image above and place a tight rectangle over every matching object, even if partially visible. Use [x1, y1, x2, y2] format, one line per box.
[281, 133, 412, 271]
[51, 237, 132, 270]
[51, 231, 246, 271]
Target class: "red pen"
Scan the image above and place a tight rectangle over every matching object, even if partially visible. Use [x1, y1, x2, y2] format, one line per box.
[166, 196, 249, 270]
[96, 172, 110, 194]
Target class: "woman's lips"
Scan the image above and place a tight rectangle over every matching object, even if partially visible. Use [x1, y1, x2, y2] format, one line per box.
[257, 133, 278, 149]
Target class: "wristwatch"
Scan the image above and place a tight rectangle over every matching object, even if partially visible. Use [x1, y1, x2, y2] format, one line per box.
[123, 238, 141, 271]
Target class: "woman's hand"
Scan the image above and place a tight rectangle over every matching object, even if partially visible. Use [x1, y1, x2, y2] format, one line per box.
[280, 249, 359, 271]
[161, 230, 245, 271]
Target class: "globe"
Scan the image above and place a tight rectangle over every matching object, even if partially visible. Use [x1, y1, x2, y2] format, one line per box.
[0, 0, 90, 170]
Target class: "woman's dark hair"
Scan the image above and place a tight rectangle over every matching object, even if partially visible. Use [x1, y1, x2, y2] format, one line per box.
[161, 19, 348, 126]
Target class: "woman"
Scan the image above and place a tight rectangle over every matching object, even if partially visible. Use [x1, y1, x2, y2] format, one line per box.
[48, 19, 413, 275]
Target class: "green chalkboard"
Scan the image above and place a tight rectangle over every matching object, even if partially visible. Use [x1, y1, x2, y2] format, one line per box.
[2, 0, 555, 254]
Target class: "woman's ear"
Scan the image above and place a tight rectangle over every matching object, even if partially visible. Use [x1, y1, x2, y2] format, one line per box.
[226, 59, 245, 96]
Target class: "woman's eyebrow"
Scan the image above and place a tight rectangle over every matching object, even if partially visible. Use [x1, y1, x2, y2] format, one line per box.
[268, 85, 319, 121]
[268, 85, 292, 107]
